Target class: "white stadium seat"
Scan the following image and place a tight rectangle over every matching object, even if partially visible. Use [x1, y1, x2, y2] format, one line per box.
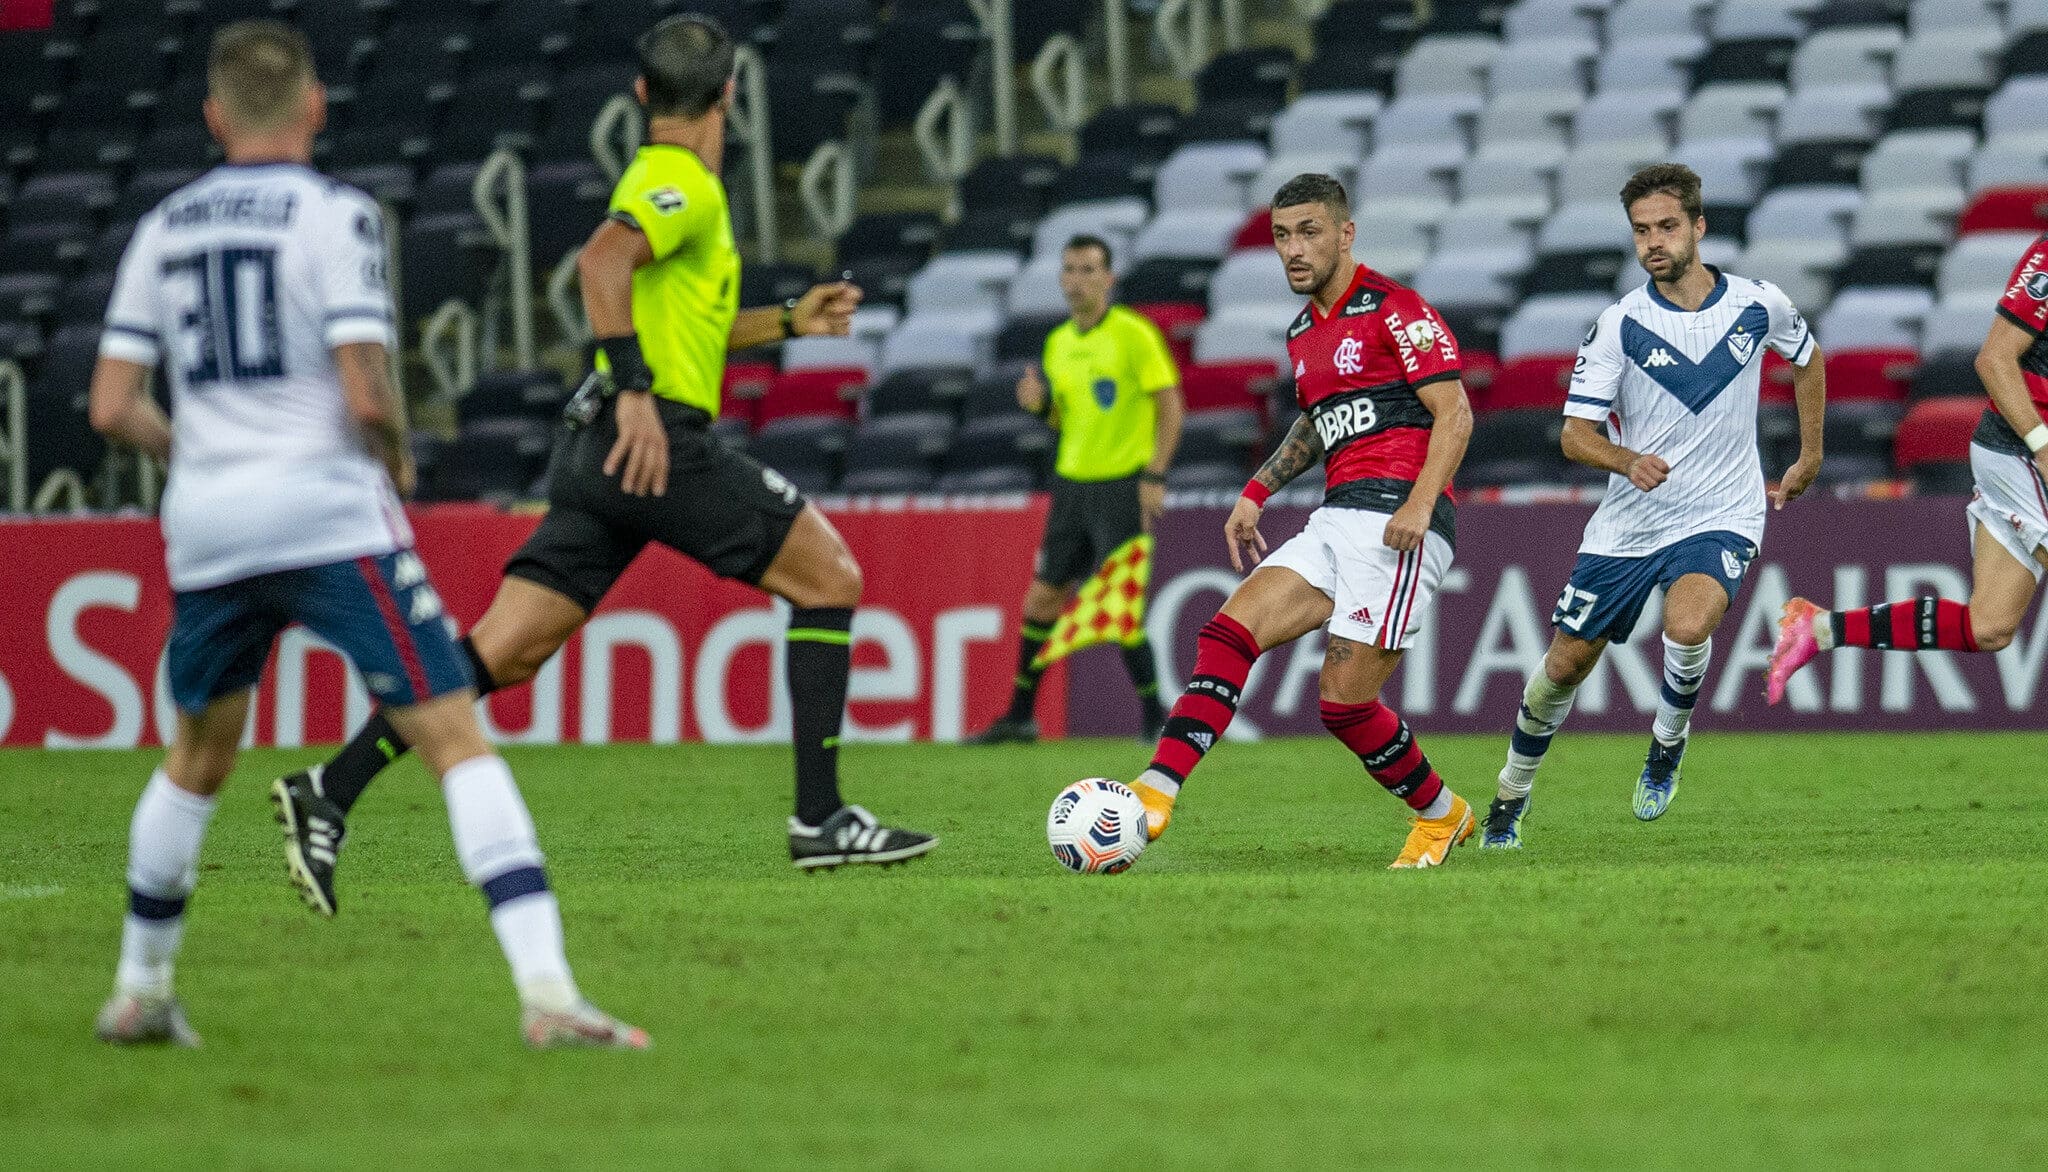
[1893, 28, 2004, 93]
[1499, 293, 1612, 360]
[1593, 34, 1705, 93]
[1817, 287, 1935, 352]
[1352, 216, 1434, 283]
[1571, 90, 1682, 147]
[1206, 249, 1296, 311]
[2016, 0, 2048, 35]
[879, 309, 1000, 375]
[1476, 89, 1583, 148]
[1604, 0, 1714, 42]
[1503, 0, 1602, 44]
[1192, 305, 1292, 368]
[1967, 135, 2048, 195]
[1005, 254, 1069, 317]
[1371, 93, 1484, 147]
[1557, 139, 1668, 205]
[848, 304, 899, 343]
[1711, 0, 1809, 41]
[1908, 0, 2001, 34]
[1746, 186, 1864, 246]
[1394, 34, 1502, 97]
[1435, 205, 1539, 253]
[1679, 83, 1788, 143]
[1541, 201, 1632, 254]
[1849, 187, 1966, 247]
[1130, 207, 1249, 263]
[1919, 292, 1998, 357]
[1356, 141, 1466, 214]
[1248, 154, 1358, 213]
[1733, 239, 1844, 318]
[1269, 92, 1382, 158]
[1790, 27, 1906, 90]
[783, 334, 879, 373]
[1486, 37, 1596, 96]
[1459, 141, 1564, 208]
[1861, 129, 1979, 194]
[1937, 232, 2041, 298]
[1413, 245, 1533, 308]
[1030, 199, 1148, 262]
[1984, 78, 2048, 141]
[1672, 137, 1775, 205]
[1154, 142, 1270, 212]
[1775, 85, 1893, 146]
[904, 253, 1021, 317]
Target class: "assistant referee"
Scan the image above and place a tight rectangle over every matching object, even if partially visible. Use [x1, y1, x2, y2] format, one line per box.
[971, 234, 1184, 743]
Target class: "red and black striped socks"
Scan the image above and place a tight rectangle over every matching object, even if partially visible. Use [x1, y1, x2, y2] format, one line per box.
[1831, 598, 1978, 652]
[1144, 614, 1261, 791]
[1320, 699, 1450, 816]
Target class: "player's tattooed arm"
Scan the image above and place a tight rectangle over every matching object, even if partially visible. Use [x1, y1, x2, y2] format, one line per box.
[334, 341, 415, 497]
[1251, 412, 1325, 495]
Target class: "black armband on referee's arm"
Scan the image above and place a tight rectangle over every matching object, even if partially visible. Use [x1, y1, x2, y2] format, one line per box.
[596, 333, 654, 394]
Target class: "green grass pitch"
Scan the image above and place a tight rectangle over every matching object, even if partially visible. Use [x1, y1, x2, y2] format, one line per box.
[3, 733, 2047, 1168]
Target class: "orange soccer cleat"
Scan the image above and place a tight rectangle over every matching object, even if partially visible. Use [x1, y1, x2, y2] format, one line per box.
[1389, 793, 1474, 869]
[1130, 778, 1176, 842]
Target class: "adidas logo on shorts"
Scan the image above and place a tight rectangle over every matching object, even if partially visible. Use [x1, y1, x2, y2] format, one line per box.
[1349, 605, 1373, 625]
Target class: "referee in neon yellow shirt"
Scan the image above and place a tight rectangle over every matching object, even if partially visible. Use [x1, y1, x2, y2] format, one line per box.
[972, 235, 1184, 743]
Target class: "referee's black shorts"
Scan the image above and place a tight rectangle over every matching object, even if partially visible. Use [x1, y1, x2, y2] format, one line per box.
[1036, 473, 1144, 589]
[506, 397, 805, 612]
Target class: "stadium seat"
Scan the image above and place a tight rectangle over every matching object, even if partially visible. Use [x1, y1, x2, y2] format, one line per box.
[1249, 156, 1359, 217]
[1118, 257, 1219, 305]
[1414, 247, 1529, 310]
[1207, 251, 1295, 312]
[721, 362, 777, 428]
[1907, 351, 1983, 402]
[1817, 400, 1907, 484]
[1030, 200, 1148, 264]
[1476, 90, 1584, 149]
[1571, 91, 1680, 149]
[1837, 242, 1944, 291]
[1557, 140, 1669, 206]
[783, 336, 878, 374]
[1486, 37, 1595, 96]
[958, 155, 1063, 218]
[749, 417, 851, 496]
[864, 367, 975, 418]
[1777, 84, 1892, 146]
[905, 253, 1020, 317]
[0, 272, 60, 323]
[1052, 151, 1156, 207]
[437, 68, 547, 161]
[1269, 92, 1382, 159]
[532, 65, 636, 164]
[1918, 292, 1998, 358]
[1498, 294, 1608, 362]
[838, 413, 951, 494]
[1748, 186, 1862, 245]
[1372, 93, 1484, 147]
[1077, 104, 1181, 164]
[433, 418, 553, 504]
[1179, 97, 1285, 145]
[838, 213, 943, 270]
[1461, 408, 1571, 486]
[1350, 217, 1433, 284]
[937, 413, 1052, 490]
[457, 371, 571, 428]
[1893, 396, 1983, 476]
[1824, 348, 1919, 401]
[1850, 188, 1964, 247]
[1938, 232, 2037, 298]
[1981, 77, 2048, 140]
[1197, 47, 1298, 108]
[1770, 139, 1873, 188]
[1181, 361, 1276, 416]
[1956, 186, 2048, 234]
[1820, 288, 1934, 353]
[1968, 137, 2048, 195]
[1792, 26, 1907, 90]
[1154, 143, 1272, 213]
[1861, 128, 1978, 193]
[1191, 307, 1290, 370]
[1485, 355, 1575, 411]
[1394, 34, 1500, 97]
[880, 310, 999, 376]
[870, 2, 980, 128]
[759, 368, 865, 429]
[1356, 142, 1464, 217]
[1131, 302, 1206, 368]
[1734, 239, 1842, 315]
[1595, 34, 1706, 93]
[1539, 202, 1630, 255]
[1503, 0, 1603, 43]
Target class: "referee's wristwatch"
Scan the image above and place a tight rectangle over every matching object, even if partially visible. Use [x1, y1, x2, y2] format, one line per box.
[1138, 470, 1166, 486]
[780, 298, 800, 340]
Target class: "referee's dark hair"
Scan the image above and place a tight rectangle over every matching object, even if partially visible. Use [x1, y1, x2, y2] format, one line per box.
[1064, 233, 1113, 269]
[1621, 163, 1705, 222]
[637, 14, 736, 118]
[1272, 173, 1350, 224]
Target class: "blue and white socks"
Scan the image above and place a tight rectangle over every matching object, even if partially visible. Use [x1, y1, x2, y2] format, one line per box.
[116, 770, 217, 998]
[1498, 671, 1578, 800]
[442, 755, 579, 1012]
[1652, 635, 1710, 748]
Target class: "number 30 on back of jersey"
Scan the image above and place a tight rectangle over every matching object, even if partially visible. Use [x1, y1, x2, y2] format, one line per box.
[162, 246, 285, 386]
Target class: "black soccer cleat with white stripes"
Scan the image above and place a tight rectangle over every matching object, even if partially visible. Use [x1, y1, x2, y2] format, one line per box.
[270, 766, 346, 917]
[789, 805, 937, 870]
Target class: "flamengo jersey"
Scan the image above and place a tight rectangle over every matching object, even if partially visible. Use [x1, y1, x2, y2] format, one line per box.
[1993, 233, 2048, 411]
[99, 162, 409, 591]
[1285, 263, 1462, 493]
[1566, 268, 1814, 558]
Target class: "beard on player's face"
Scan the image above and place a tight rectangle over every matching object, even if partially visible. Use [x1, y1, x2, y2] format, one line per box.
[1640, 232, 1698, 283]
[1286, 249, 1338, 294]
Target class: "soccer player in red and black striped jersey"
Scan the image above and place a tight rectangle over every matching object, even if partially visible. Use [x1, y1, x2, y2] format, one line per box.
[1770, 233, 2048, 695]
[1127, 173, 1478, 868]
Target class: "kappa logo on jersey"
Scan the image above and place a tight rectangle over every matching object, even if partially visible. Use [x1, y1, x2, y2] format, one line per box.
[647, 186, 687, 214]
[1726, 327, 1756, 365]
[1334, 335, 1364, 376]
[1644, 348, 1678, 367]
[1313, 395, 1380, 449]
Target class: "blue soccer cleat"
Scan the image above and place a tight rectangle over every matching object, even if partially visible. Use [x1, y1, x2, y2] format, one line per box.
[1478, 793, 1530, 849]
[1633, 738, 1684, 821]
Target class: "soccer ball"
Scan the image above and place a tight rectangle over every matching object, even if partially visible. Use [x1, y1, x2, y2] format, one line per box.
[1046, 779, 1148, 874]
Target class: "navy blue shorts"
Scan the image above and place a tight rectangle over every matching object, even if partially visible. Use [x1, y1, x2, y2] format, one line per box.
[167, 550, 472, 714]
[1550, 530, 1758, 645]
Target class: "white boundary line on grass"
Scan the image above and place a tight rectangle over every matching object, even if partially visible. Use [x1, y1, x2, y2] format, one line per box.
[0, 884, 63, 902]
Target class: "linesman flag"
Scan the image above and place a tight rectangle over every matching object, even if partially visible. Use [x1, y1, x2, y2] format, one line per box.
[1032, 534, 1152, 670]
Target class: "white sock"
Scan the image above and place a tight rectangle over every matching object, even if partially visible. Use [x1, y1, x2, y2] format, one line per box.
[1137, 768, 1180, 797]
[1417, 788, 1454, 820]
[1500, 671, 1578, 800]
[442, 755, 576, 1009]
[1814, 610, 1836, 650]
[116, 770, 217, 997]
[1652, 634, 1711, 746]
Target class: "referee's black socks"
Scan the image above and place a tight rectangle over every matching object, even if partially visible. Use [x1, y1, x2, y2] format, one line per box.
[1004, 621, 1054, 721]
[1121, 638, 1166, 732]
[319, 636, 500, 815]
[786, 608, 853, 827]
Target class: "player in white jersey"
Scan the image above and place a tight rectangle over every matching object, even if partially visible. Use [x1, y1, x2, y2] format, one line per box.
[86, 21, 645, 1049]
[1477, 164, 1827, 848]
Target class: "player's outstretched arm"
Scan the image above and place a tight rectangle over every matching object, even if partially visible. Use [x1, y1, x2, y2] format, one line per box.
[87, 357, 170, 463]
[1561, 416, 1667, 491]
[1773, 340, 1826, 510]
[1977, 317, 2048, 480]
[334, 342, 414, 498]
[1385, 378, 1473, 551]
[730, 281, 862, 351]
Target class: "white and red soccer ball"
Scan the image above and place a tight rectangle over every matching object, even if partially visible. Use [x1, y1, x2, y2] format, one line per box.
[1046, 778, 1148, 874]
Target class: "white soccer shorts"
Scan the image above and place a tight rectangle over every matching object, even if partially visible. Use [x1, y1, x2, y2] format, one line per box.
[1967, 441, 2048, 582]
[1261, 506, 1454, 649]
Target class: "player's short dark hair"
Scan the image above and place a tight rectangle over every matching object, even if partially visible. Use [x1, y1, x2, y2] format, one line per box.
[1621, 163, 1705, 222]
[1271, 173, 1350, 223]
[1063, 234, 1112, 268]
[637, 14, 736, 118]
[208, 19, 315, 131]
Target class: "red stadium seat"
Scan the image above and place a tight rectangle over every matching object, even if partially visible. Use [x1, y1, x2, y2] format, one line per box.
[1761, 350, 1796, 403]
[1956, 186, 2048, 236]
[1131, 301, 1206, 369]
[1458, 349, 1501, 396]
[1231, 206, 1271, 252]
[720, 362, 776, 428]
[1893, 396, 1984, 471]
[1823, 349, 1917, 402]
[1484, 355, 1573, 412]
[1182, 360, 1277, 414]
[758, 367, 865, 428]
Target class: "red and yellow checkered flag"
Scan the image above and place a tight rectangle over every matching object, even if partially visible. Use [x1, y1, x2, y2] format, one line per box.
[1032, 534, 1152, 670]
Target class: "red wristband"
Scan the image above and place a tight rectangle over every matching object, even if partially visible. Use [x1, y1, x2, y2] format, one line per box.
[1241, 479, 1272, 507]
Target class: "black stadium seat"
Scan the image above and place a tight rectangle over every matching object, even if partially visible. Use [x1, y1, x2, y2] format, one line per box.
[1460, 409, 1570, 488]
[958, 154, 1063, 217]
[1197, 47, 1297, 108]
[1769, 140, 1870, 188]
[1691, 39, 1796, 88]
[1117, 257, 1218, 304]
[1077, 104, 1181, 163]
[1836, 244, 1942, 291]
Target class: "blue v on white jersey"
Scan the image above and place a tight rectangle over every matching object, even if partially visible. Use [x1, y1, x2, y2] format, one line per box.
[1565, 268, 1815, 558]
[99, 162, 408, 591]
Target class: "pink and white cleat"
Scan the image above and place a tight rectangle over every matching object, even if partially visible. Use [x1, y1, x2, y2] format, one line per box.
[522, 1000, 651, 1050]
[1767, 597, 1826, 705]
